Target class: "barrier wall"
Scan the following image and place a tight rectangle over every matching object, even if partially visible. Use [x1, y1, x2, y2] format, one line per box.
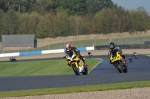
[42, 49, 64, 54]
[0, 46, 95, 58]
[19, 51, 42, 56]
[0, 52, 19, 58]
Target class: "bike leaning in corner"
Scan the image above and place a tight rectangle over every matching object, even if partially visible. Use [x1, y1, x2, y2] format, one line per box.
[110, 51, 128, 73]
[133, 52, 138, 59]
[88, 52, 93, 58]
[9, 56, 17, 62]
[66, 51, 88, 75]
[128, 54, 132, 62]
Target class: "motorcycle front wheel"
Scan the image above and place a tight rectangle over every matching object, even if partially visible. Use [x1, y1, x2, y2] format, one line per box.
[72, 64, 80, 75]
[115, 64, 122, 73]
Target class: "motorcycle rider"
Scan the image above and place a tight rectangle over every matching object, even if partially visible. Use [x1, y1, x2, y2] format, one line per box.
[10, 56, 16, 60]
[65, 43, 87, 67]
[108, 42, 127, 64]
[128, 54, 132, 58]
[133, 51, 138, 58]
[133, 52, 137, 55]
[9, 56, 16, 62]
[133, 51, 138, 56]
[128, 54, 132, 62]
[88, 52, 92, 58]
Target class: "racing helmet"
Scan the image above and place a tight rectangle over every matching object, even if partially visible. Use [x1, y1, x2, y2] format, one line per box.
[66, 43, 72, 51]
[109, 42, 115, 49]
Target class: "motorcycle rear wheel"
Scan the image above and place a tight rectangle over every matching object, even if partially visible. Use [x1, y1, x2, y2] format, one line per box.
[122, 65, 128, 73]
[82, 67, 88, 75]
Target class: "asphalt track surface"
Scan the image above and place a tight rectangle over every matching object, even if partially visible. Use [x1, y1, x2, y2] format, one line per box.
[0, 55, 150, 92]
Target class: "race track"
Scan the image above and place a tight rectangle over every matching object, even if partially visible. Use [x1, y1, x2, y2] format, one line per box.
[0, 55, 150, 92]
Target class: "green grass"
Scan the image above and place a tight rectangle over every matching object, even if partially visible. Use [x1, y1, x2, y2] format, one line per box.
[0, 80, 150, 98]
[0, 58, 101, 76]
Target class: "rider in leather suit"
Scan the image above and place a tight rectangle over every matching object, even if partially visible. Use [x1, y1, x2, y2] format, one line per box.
[65, 43, 87, 66]
[108, 42, 127, 64]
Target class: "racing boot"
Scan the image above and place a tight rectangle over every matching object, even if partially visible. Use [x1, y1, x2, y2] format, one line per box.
[82, 59, 88, 66]
[80, 57, 88, 66]
[84, 63, 88, 66]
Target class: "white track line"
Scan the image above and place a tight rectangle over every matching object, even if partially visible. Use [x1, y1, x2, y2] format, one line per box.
[88, 58, 103, 74]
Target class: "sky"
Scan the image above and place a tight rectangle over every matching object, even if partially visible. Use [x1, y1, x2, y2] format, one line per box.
[112, 0, 150, 14]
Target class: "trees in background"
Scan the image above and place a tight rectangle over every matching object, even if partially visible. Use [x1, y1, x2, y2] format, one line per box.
[129, 7, 150, 34]
[2, 9, 20, 35]
[85, 0, 116, 17]
[0, 0, 150, 40]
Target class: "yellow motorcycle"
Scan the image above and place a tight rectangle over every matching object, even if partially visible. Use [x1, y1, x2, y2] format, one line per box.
[110, 51, 127, 73]
[66, 51, 88, 75]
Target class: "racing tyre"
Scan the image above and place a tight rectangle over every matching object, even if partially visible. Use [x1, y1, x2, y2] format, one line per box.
[82, 67, 88, 75]
[72, 65, 80, 75]
[116, 65, 122, 73]
[123, 65, 128, 73]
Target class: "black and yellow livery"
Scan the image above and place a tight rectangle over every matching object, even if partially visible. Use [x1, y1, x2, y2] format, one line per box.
[66, 51, 88, 75]
[110, 51, 128, 73]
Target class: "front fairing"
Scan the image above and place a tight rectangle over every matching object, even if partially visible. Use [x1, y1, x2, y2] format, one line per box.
[66, 52, 84, 69]
[110, 52, 122, 63]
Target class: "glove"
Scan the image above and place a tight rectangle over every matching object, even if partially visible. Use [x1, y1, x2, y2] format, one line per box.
[68, 63, 71, 66]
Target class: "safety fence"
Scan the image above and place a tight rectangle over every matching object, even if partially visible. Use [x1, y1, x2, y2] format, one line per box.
[0, 46, 94, 58]
[95, 44, 150, 50]
[1, 32, 150, 53]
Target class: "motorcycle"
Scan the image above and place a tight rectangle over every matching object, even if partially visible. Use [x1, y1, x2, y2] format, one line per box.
[128, 57, 132, 62]
[110, 52, 128, 73]
[66, 51, 88, 75]
[128, 55, 132, 62]
[9, 57, 17, 62]
[134, 53, 138, 59]
[88, 52, 93, 58]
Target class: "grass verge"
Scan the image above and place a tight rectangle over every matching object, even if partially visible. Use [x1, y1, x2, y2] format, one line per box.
[0, 58, 101, 76]
[0, 80, 150, 98]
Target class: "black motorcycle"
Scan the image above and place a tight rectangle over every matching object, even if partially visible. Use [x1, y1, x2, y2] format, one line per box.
[88, 52, 92, 58]
[110, 52, 128, 73]
[133, 53, 138, 59]
[9, 57, 17, 62]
